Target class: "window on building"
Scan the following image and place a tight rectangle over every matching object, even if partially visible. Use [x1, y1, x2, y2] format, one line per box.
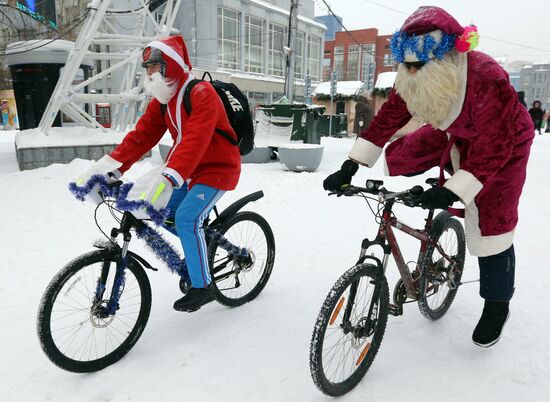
[336, 101, 345, 114]
[322, 57, 331, 81]
[247, 91, 268, 117]
[294, 31, 305, 79]
[245, 16, 264, 73]
[218, 7, 240, 70]
[333, 45, 344, 76]
[347, 44, 360, 80]
[534, 87, 543, 99]
[362, 43, 376, 90]
[306, 35, 321, 81]
[535, 71, 548, 84]
[383, 53, 394, 67]
[268, 23, 286, 76]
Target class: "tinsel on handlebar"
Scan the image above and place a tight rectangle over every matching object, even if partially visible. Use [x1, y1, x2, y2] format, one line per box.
[68, 175, 171, 226]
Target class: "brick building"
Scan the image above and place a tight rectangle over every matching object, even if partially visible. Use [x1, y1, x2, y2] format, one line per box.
[322, 28, 394, 90]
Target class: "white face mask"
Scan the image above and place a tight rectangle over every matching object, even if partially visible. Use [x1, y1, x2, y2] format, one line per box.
[143, 71, 177, 104]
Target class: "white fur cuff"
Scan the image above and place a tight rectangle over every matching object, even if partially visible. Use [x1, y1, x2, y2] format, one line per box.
[162, 167, 185, 189]
[348, 137, 383, 167]
[444, 169, 483, 205]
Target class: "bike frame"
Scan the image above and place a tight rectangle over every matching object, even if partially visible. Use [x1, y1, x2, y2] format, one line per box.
[93, 191, 262, 315]
[357, 198, 457, 302]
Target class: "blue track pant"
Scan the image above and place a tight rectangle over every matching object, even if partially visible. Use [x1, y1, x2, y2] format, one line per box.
[166, 183, 225, 288]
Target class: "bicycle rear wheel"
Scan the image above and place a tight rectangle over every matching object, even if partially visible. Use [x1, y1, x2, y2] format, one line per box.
[418, 212, 466, 320]
[310, 263, 389, 396]
[208, 211, 275, 307]
[37, 250, 151, 373]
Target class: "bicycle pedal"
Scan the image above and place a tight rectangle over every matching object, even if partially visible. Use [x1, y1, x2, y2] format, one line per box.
[388, 303, 403, 316]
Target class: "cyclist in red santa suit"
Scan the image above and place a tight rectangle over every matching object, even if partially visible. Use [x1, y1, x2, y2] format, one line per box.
[85, 35, 241, 312]
[323, 7, 534, 347]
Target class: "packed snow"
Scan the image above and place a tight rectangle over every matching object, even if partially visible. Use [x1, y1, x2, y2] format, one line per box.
[1, 129, 549, 401]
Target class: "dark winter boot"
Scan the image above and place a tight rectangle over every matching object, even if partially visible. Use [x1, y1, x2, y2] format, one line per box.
[173, 284, 215, 312]
[472, 301, 510, 347]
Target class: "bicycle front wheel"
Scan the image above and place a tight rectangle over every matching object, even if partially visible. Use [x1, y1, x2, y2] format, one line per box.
[208, 211, 275, 307]
[310, 264, 389, 396]
[418, 212, 466, 320]
[37, 250, 152, 373]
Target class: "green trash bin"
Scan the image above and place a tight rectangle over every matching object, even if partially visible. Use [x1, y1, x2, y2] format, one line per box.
[260, 103, 326, 144]
[303, 105, 325, 144]
[317, 114, 347, 137]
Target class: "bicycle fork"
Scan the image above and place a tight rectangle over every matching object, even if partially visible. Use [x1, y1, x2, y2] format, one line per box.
[93, 222, 132, 318]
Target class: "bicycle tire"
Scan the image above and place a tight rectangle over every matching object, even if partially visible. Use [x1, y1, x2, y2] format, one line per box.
[310, 263, 389, 396]
[208, 211, 275, 307]
[37, 250, 152, 373]
[418, 211, 466, 320]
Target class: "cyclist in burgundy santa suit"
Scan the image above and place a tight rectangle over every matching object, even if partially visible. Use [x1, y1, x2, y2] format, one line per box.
[82, 35, 241, 312]
[323, 7, 534, 347]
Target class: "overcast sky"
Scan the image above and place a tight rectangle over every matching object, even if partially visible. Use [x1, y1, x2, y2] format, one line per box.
[314, 0, 550, 63]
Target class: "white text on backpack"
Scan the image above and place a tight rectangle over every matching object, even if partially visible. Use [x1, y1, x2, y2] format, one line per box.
[225, 90, 243, 112]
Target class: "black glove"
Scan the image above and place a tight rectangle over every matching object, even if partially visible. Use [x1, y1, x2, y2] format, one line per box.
[420, 187, 459, 209]
[323, 160, 359, 192]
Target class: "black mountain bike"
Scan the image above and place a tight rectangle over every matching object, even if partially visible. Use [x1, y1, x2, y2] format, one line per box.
[37, 179, 275, 373]
[310, 179, 466, 396]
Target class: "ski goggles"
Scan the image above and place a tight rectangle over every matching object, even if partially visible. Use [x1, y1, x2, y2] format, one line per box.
[141, 46, 165, 68]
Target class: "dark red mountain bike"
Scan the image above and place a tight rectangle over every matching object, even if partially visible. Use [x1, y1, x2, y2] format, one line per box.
[310, 178, 466, 396]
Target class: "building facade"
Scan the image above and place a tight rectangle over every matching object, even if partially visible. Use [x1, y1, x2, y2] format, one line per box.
[321, 28, 394, 90]
[519, 63, 550, 110]
[172, 0, 326, 112]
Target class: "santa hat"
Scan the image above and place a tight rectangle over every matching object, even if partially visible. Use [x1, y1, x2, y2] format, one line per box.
[390, 6, 479, 63]
[144, 35, 192, 81]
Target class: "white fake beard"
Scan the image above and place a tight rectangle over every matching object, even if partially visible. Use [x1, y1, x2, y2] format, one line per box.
[143, 71, 177, 104]
[394, 52, 460, 128]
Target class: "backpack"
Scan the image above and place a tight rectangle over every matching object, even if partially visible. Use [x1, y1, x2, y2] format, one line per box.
[161, 72, 255, 155]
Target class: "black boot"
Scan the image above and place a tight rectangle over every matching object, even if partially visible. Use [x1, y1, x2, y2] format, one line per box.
[472, 301, 509, 347]
[173, 284, 215, 312]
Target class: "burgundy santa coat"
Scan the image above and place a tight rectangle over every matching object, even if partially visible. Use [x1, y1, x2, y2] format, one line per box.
[111, 36, 241, 191]
[349, 51, 534, 256]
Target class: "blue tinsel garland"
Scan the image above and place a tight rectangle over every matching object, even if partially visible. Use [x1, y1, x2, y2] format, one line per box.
[135, 224, 187, 278]
[390, 30, 456, 63]
[69, 176, 251, 284]
[68, 175, 170, 226]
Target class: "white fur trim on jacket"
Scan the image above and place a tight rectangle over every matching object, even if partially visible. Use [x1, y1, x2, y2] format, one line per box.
[465, 201, 515, 257]
[349, 137, 383, 167]
[443, 169, 483, 206]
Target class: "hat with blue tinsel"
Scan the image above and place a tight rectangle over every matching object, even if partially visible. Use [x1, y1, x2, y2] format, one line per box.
[390, 6, 480, 63]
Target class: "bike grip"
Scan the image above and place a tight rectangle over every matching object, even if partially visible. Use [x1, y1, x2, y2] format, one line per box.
[107, 180, 123, 189]
[409, 185, 424, 195]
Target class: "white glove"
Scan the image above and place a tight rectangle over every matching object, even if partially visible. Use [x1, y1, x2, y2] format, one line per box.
[125, 167, 174, 220]
[74, 155, 123, 204]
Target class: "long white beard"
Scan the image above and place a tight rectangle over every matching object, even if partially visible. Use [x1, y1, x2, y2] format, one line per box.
[143, 72, 177, 104]
[394, 52, 461, 128]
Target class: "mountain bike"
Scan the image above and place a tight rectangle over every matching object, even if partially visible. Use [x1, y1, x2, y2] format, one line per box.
[309, 178, 466, 396]
[37, 177, 275, 373]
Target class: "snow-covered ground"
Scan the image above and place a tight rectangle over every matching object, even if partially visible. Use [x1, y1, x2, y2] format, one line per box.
[1, 130, 549, 401]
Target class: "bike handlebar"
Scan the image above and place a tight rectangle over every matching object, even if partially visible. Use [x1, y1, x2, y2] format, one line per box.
[330, 179, 430, 208]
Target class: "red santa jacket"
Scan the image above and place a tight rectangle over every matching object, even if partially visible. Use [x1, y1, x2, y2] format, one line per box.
[349, 51, 534, 256]
[110, 36, 241, 191]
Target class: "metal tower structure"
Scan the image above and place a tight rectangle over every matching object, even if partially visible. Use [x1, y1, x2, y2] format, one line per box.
[39, 0, 181, 134]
